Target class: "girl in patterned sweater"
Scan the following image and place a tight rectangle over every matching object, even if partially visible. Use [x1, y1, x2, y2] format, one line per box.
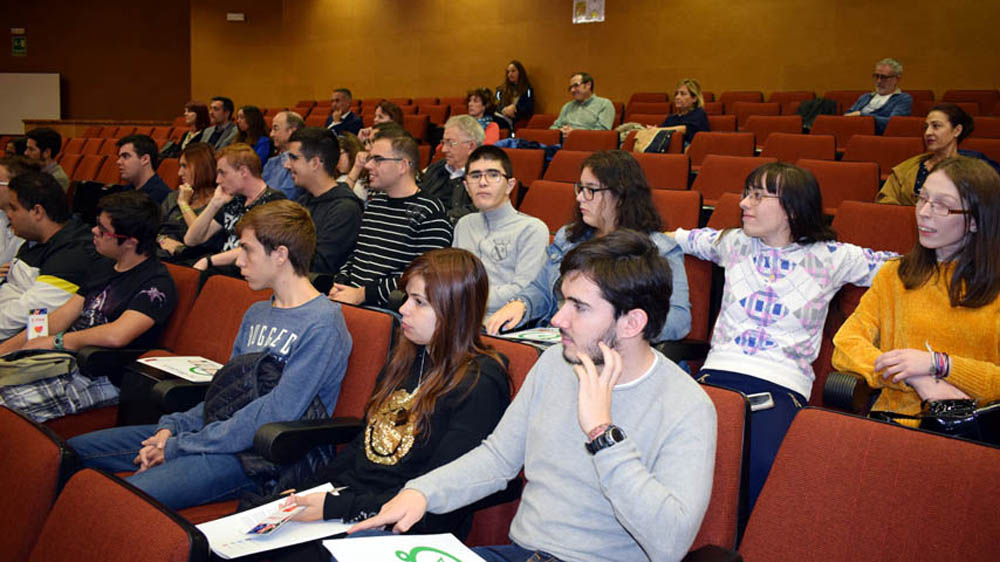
[671, 162, 896, 508]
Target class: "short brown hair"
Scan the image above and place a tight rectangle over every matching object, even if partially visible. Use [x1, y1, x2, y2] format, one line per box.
[217, 143, 262, 178]
[236, 200, 316, 276]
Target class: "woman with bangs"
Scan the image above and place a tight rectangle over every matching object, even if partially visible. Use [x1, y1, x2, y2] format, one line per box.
[834, 156, 1000, 422]
[485, 150, 691, 344]
[179, 101, 210, 150]
[671, 162, 897, 508]
[277, 248, 511, 542]
[157, 142, 224, 261]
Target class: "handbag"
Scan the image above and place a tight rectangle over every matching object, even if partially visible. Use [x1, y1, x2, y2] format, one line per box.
[633, 127, 674, 153]
[0, 349, 77, 388]
[871, 399, 1000, 447]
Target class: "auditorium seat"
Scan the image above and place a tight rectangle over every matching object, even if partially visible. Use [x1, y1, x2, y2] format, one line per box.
[626, 113, 667, 127]
[448, 103, 467, 119]
[0, 406, 78, 561]
[720, 91, 764, 113]
[82, 126, 102, 137]
[961, 137, 1000, 163]
[293, 99, 316, 109]
[634, 153, 689, 190]
[796, 158, 880, 215]
[915, 99, 979, 117]
[29, 469, 209, 562]
[731, 408, 1000, 562]
[58, 153, 83, 178]
[731, 102, 781, 130]
[626, 102, 671, 120]
[399, 104, 418, 115]
[703, 101, 725, 115]
[71, 154, 106, 182]
[692, 155, 776, 206]
[970, 116, 1000, 139]
[821, 90, 869, 114]
[515, 128, 560, 146]
[417, 104, 449, 126]
[768, 90, 815, 115]
[315, 99, 333, 108]
[526, 114, 557, 129]
[99, 127, 119, 139]
[520, 180, 577, 236]
[305, 112, 328, 127]
[417, 144, 430, 169]
[403, 114, 430, 142]
[842, 135, 924, 181]
[387, 97, 411, 106]
[134, 126, 154, 136]
[942, 89, 1000, 114]
[150, 127, 171, 142]
[543, 150, 590, 182]
[810, 115, 874, 153]
[82, 137, 104, 155]
[613, 101, 625, 126]
[707, 114, 737, 132]
[117, 126, 137, 137]
[706, 191, 743, 230]
[94, 154, 121, 185]
[500, 148, 546, 201]
[100, 140, 120, 156]
[157, 158, 181, 190]
[562, 130, 618, 151]
[172, 116, 187, 128]
[63, 137, 86, 154]
[412, 96, 438, 106]
[687, 132, 756, 170]
[882, 116, 927, 137]
[743, 115, 802, 149]
[760, 133, 835, 162]
[438, 96, 465, 107]
[903, 89, 935, 104]
[628, 92, 669, 104]
[264, 106, 286, 117]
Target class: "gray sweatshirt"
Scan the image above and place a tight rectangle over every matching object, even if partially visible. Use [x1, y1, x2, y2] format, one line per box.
[453, 201, 549, 316]
[408, 346, 717, 562]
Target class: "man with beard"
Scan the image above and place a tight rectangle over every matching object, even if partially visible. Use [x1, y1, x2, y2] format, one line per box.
[348, 229, 717, 562]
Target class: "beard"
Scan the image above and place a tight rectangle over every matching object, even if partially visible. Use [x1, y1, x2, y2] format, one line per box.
[561, 324, 618, 366]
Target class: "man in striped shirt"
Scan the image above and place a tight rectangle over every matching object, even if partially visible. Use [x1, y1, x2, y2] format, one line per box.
[328, 133, 452, 308]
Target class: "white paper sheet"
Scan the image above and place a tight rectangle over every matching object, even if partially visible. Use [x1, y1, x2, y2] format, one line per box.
[196, 483, 351, 559]
[324, 533, 486, 562]
[135, 355, 223, 382]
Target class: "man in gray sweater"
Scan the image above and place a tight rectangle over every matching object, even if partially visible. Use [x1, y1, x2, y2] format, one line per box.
[352, 230, 717, 562]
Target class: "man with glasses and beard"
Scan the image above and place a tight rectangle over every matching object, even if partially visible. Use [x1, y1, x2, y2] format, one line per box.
[351, 229, 717, 562]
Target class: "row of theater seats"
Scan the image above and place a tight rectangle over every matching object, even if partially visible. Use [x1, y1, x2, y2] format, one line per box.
[7, 244, 999, 560]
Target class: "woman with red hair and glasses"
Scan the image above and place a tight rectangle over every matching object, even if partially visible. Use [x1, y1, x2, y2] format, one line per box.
[270, 249, 511, 554]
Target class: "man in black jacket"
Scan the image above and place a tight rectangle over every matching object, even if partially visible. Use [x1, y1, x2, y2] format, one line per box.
[285, 128, 363, 274]
[325, 88, 363, 136]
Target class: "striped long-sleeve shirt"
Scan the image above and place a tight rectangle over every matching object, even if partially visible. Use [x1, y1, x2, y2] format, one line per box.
[335, 191, 453, 307]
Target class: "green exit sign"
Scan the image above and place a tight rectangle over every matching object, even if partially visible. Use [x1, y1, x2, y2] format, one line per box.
[12, 35, 26, 56]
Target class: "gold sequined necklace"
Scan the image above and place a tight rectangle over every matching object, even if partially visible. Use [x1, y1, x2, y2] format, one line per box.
[364, 348, 426, 465]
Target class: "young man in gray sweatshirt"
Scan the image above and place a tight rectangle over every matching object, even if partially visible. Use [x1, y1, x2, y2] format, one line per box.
[351, 230, 717, 562]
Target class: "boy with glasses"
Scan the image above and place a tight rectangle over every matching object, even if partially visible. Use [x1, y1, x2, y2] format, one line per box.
[0, 191, 177, 423]
[453, 146, 548, 316]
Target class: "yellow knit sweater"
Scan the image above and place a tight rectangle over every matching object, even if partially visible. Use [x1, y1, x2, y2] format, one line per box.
[832, 260, 1000, 416]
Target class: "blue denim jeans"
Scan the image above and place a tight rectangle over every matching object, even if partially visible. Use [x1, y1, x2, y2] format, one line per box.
[474, 544, 564, 562]
[696, 369, 806, 510]
[67, 424, 257, 510]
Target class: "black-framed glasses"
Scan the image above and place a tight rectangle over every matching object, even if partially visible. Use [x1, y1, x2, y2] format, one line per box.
[872, 73, 898, 81]
[574, 182, 610, 201]
[568, 82, 585, 92]
[366, 155, 406, 166]
[916, 194, 971, 217]
[464, 170, 508, 184]
[741, 188, 781, 205]
[95, 223, 129, 240]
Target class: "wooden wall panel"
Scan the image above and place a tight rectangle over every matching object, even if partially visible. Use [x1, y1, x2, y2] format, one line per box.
[0, 2, 190, 122]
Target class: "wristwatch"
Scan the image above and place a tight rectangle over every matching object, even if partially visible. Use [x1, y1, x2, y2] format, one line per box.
[585, 424, 626, 455]
[53, 331, 65, 351]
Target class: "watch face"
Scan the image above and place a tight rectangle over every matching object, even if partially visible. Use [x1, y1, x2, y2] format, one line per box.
[608, 426, 625, 442]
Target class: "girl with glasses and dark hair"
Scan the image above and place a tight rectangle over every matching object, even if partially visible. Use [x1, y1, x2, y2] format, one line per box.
[834, 156, 1000, 421]
[670, 161, 897, 509]
[486, 150, 691, 344]
[259, 249, 510, 558]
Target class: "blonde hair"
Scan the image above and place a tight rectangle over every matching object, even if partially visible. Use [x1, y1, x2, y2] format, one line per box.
[676, 78, 705, 110]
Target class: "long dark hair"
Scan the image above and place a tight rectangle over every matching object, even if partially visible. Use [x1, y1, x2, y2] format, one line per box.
[366, 249, 507, 438]
[744, 162, 836, 244]
[236, 105, 268, 147]
[566, 150, 663, 243]
[898, 156, 1000, 307]
[497, 60, 531, 107]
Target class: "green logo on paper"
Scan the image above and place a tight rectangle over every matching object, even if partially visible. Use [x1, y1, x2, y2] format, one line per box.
[396, 545, 463, 562]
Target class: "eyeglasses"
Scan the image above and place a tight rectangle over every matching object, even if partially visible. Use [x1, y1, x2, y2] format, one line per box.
[366, 155, 406, 166]
[568, 82, 585, 92]
[95, 223, 130, 240]
[741, 188, 781, 205]
[916, 194, 970, 217]
[872, 73, 898, 81]
[574, 182, 610, 200]
[465, 170, 508, 184]
[441, 138, 470, 149]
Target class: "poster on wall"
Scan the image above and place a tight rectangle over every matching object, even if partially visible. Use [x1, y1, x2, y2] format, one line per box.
[572, 0, 605, 24]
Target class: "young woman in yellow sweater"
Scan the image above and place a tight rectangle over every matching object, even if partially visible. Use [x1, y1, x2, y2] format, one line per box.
[833, 156, 1000, 418]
